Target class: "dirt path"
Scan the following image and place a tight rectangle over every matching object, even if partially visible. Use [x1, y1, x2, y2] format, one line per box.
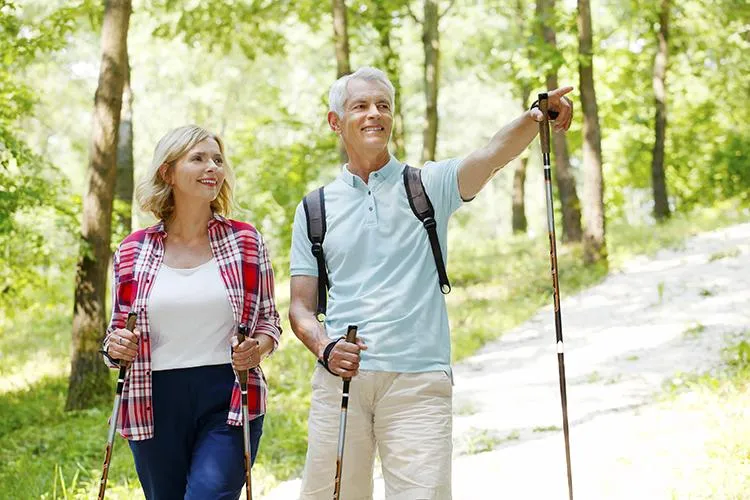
[262, 223, 750, 499]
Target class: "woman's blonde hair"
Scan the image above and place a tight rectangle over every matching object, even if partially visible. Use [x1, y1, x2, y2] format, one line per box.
[136, 125, 235, 221]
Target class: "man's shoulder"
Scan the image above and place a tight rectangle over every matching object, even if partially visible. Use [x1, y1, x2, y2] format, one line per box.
[420, 157, 462, 173]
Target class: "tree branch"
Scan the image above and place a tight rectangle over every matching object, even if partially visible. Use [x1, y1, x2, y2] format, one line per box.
[406, 2, 421, 24]
[438, 0, 456, 19]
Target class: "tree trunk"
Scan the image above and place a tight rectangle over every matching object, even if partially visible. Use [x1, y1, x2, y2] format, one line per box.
[421, 0, 439, 163]
[512, 91, 531, 234]
[374, 4, 406, 159]
[67, 0, 131, 411]
[577, 0, 607, 265]
[512, 156, 529, 234]
[115, 61, 133, 234]
[538, 0, 583, 242]
[332, 0, 351, 163]
[651, 0, 670, 220]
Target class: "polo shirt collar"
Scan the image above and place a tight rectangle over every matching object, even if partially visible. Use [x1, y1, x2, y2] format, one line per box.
[340, 155, 402, 187]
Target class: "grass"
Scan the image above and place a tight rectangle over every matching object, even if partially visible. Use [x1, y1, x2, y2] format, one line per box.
[683, 322, 707, 339]
[662, 336, 750, 498]
[460, 428, 520, 455]
[708, 247, 741, 262]
[0, 204, 748, 498]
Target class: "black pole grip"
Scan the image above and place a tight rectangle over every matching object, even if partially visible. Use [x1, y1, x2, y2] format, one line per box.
[538, 93, 551, 156]
[235, 324, 249, 385]
[342, 325, 358, 382]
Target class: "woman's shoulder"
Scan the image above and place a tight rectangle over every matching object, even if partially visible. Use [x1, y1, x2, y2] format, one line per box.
[225, 218, 260, 237]
[117, 222, 162, 249]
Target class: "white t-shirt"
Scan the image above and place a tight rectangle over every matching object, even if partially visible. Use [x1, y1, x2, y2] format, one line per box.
[148, 258, 234, 371]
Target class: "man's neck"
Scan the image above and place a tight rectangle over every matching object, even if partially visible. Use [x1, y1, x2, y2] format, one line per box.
[346, 148, 391, 184]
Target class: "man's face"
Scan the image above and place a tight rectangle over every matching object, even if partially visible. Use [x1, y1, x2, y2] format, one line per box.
[336, 78, 393, 155]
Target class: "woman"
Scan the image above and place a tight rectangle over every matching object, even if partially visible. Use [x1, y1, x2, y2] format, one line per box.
[102, 125, 281, 499]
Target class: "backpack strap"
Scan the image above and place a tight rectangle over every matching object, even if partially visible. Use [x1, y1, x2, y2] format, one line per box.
[403, 165, 451, 294]
[302, 187, 329, 321]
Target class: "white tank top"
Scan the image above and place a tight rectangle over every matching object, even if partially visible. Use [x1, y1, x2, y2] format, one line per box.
[148, 258, 235, 371]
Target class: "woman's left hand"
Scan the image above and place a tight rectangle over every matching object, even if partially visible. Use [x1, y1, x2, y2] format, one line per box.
[231, 336, 261, 371]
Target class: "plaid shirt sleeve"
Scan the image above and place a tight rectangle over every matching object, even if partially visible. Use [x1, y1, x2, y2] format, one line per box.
[102, 247, 124, 369]
[253, 233, 282, 353]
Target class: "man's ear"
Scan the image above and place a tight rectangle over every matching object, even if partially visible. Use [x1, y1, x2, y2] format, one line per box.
[327, 111, 341, 134]
[158, 163, 172, 185]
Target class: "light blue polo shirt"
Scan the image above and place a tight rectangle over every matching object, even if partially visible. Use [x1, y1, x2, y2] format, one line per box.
[290, 155, 464, 373]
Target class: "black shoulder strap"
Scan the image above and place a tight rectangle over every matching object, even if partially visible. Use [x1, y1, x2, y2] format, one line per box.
[403, 165, 451, 294]
[302, 187, 329, 321]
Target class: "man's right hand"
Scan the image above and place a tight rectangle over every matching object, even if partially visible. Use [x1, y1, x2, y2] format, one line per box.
[107, 327, 140, 363]
[324, 337, 367, 378]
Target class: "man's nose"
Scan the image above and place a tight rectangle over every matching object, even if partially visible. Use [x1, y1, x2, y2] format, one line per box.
[366, 103, 381, 117]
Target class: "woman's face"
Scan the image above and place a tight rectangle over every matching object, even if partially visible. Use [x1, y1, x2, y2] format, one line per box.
[165, 138, 226, 206]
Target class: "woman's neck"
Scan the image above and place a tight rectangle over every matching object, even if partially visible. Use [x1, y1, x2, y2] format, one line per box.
[166, 202, 213, 241]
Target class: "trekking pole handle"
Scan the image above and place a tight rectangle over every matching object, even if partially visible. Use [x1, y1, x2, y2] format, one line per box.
[538, 93, 551, 155]
[119, 312, 137, 369]
[342, 325, 358, 383]
[235, 324, 249, 385]
[125, 312, 137, 334]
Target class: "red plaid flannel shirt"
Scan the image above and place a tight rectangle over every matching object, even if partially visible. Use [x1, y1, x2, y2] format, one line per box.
[102, 214, 282, 440]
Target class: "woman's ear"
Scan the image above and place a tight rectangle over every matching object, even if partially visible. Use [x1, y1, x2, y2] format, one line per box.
[158, 163, 172, 185]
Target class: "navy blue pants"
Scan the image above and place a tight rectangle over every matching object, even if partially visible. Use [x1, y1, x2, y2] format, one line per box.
[129, 364, 264, 500]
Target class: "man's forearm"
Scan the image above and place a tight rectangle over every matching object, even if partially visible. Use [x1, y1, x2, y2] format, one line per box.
[458, 111, 538, 199]
[289, 311, 330, 360]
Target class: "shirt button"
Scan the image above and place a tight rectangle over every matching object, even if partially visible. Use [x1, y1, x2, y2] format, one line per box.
[373, 173, 379, 177]
[369, 207, 373, 211]
[368, 191, 371, 195]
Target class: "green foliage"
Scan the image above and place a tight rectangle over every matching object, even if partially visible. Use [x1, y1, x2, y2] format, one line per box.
[0, 1, 82, 310]
[448, 234, 607, 361]
[150, 0, 325, 59]
[594, 0, 750, 217]
[231, 115, 339, 264]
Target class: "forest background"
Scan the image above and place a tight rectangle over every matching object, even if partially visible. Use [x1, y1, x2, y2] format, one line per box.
[0, 0, 748, 497]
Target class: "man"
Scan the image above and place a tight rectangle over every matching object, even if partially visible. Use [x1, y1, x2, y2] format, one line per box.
[289, 66, 573, 499]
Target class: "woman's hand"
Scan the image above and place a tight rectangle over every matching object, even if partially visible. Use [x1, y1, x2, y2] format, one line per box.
[107, 327, 140, 363]
[231, 336, 261, 371]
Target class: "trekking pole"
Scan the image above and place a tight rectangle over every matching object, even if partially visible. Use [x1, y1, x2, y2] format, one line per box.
[98, 312, 137, 500]
[333, 325, 358, 500]
[235, 324, 253, 500]
[538, 93, 574, 500]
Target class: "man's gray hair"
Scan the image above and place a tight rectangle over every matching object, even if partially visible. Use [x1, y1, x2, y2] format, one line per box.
[328, 66, 395, 117]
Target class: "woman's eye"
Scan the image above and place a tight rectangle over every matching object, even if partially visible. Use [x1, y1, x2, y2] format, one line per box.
[214, 157, 224, 165]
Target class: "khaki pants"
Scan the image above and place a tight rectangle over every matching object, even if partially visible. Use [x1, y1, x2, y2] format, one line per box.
[300, 367, 453, 500]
